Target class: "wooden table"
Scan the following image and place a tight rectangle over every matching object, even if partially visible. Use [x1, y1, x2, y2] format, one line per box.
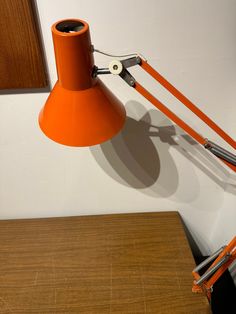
[0, 212, 210, 313]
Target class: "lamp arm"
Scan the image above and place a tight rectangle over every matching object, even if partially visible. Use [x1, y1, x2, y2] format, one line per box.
[94, 55, 236, 172]
[139, 59, 236, 150]
[192, 236, 236, 300]
[135, 59, 236, 171]
[133, 71, 236, 172]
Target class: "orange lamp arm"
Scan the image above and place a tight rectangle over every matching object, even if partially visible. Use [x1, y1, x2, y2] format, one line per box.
[101, 56, 236, 171]
[134, 81, 206, 145]
[135, 59, 236, 172]
[134, 78, 236, 172]
[139, 59, 236, 150]
[192, 236, 236, 300]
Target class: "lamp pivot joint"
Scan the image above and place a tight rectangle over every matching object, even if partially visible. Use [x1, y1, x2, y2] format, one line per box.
[109, 60, 123, 75]
[119, 69, 136, 87]
[204, 139, 236, 166]
[93, 56, 140, 87]
[121, 56, 142, 68]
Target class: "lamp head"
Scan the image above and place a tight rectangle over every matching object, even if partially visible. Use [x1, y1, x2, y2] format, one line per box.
[39, 19, 126, 146]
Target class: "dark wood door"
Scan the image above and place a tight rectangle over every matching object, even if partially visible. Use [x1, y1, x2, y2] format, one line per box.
[0, 0, 47, 89]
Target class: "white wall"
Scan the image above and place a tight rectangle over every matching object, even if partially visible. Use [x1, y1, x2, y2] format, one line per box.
[0, 0, 235, 255]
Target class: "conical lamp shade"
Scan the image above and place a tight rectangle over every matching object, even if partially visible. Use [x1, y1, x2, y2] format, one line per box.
[39, 19, 126, 146]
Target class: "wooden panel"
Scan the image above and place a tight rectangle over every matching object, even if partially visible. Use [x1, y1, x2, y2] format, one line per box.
[0, 212, 210, 313]
[0, 0, 47, 89]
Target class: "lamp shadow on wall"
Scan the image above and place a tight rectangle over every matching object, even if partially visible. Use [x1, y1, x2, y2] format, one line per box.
[90, 101, 179, 198]
[90, 101, 236, 197]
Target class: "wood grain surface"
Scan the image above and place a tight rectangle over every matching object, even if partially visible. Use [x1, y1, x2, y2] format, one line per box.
[0, 0, 47, 89]
[0, 212, 210, 313]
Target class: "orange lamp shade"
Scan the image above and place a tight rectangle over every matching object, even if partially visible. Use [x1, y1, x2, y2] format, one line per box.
[39, 19, 126, 146]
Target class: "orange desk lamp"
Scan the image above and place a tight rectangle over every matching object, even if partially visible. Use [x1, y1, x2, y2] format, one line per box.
[39, 19, 236, 171]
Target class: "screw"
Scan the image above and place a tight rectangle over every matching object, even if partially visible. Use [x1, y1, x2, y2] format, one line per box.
[113, 65, 118, 70]
[130, 80, 135, 86]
